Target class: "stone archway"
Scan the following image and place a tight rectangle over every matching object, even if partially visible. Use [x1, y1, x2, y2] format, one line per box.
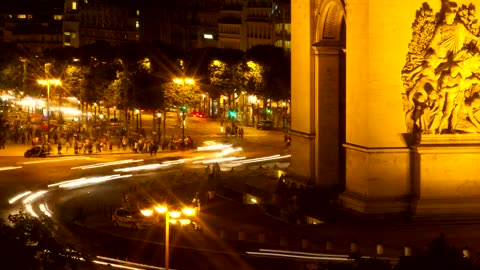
[289, 0, 346, 188]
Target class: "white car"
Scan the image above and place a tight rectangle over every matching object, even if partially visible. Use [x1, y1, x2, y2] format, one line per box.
[112, 208, 155, 229]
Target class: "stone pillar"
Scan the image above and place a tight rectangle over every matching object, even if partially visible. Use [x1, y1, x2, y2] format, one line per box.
[312, 42, 345, 187]
[289, 0, 316, 183]
[339, 0, 413, 215]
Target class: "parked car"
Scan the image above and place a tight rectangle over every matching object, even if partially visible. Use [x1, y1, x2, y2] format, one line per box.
[109, 118, 122, 127]
[257, 120, 274, 130]
[112, 208, 156, 229]
[24, 145, 49, 158]
[190, 111, 205, 118]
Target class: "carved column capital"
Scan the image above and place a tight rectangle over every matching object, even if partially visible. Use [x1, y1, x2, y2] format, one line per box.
[312, 40, 345, 55]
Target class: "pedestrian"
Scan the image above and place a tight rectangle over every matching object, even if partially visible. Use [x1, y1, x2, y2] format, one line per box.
[214, 163, 220, 178]
[65, 141, 71, 153]
[57, 141, 62, 155]
[205, 165, 211, 177]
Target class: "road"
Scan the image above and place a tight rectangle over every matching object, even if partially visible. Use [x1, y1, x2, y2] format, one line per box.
[0, 119, 299, 269]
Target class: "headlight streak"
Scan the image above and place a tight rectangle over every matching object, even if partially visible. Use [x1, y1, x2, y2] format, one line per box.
[21, 157, 91, 164]
[259, 249, 350, 258]
[197, 143, 232, 151]
[0, 166, 22, 171]
[23, 190, 48, 203]
[71, 159, 144, 170]
[8, 191, 32, 204]
[235, 154, 291, 164]
[58, 174, 132, 189]
[48, 177, 87, 188]
[114, 164, 169, 172]
[245, 250, 352, 261]
[39, 203, 52, 217]
[192, 156, 245, 164]
[25, 204, 39, 218]
[95, 255, 167, 269]
[218, 147, 243, 156]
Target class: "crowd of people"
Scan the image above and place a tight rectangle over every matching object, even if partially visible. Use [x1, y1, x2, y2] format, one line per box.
[275, 175, 308, 224]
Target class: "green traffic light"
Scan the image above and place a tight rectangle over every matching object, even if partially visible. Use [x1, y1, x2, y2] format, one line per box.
[228, 110, 236, 118]
[181, 105, 187, 111]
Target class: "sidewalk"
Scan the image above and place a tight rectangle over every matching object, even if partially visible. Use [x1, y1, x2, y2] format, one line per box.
[0, 142, 164, 157]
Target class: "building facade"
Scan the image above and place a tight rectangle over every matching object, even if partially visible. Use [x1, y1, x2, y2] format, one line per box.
[1, 0, 64, 54]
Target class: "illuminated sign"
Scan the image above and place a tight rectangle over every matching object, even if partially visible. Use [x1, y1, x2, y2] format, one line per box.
[203, 34, 213, 39]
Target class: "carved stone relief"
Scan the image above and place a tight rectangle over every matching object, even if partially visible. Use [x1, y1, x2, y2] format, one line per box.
[402, 1, 480, 134]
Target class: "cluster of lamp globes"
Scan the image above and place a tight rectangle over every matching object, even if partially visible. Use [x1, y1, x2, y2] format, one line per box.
[140, 205, 197, 226]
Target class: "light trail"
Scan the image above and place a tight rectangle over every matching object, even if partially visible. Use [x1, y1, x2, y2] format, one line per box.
[95, 256, 168, 269]
[259, 249, 349, 258]
[114, 164, 169, 172]
[8, 191, 32, 204]
[39, 203, 53, 217]
[219, 147, 243, 156]
[21, 157, 91, 164]
[246, 251, 352, 261]
[23, 190, 48, 204]
[25, 204, 39, 218]
[58, 174, 132, 189]
[48, 177, 87, 188]
[236, 154, 291, 164]
[0, 166, 22, 171]
[71, 159, 144, 170]
[197, 143, 232, 151]
[192, 156, 245, 164]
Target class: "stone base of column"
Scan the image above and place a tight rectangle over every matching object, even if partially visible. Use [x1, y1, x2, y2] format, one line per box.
[412, 134, 480, 219]
[339, 191, 411, 216]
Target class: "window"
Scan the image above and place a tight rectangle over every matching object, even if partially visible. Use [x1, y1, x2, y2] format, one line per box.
[203, 34, 213, 39]
[72, 33, 76, 38]
[17, 14, 26, 19]
[136, 10, 139, 16]
[136, 21, 140, 29]
[72, 1, 77, 10]
[54, 15, 62, 20]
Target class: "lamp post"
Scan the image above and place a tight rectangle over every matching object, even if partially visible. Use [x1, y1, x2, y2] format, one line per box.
[135, 109, 139, 133]
[173, 77, 194, 150]
[156, 112, 162, 144]
[37, 79, 61, 136]
[141, 204, 196, 270]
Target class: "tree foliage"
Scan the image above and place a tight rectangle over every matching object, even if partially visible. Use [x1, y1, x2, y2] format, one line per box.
[0, 211, 91, 269]
[245, 45, 290, 101]
[162, 81, 201, 109]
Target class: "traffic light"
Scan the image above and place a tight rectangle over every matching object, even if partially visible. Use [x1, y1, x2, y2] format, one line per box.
[181, 105, 187, 111]
[266, 108, 272, 114]
[228, 109, 237, 119]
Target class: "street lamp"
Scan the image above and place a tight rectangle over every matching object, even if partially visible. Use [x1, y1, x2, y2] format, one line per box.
[173, 78, 194, 150]
[156, 112, 162, 144]
[37, 79, 61, 135]
[141, 204, 197, 270]
[135, 109, 140, 133]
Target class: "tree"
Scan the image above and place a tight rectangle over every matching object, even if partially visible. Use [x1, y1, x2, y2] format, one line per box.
[0, 211, 92, 269]
[0, 43, 25, 92]
[207, 49, 245, 100]
[245, 45, 291, 102]
[162, 81, 201, 109]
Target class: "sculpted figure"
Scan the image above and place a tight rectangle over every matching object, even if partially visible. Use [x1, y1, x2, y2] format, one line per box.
[402, 1, 480, 134]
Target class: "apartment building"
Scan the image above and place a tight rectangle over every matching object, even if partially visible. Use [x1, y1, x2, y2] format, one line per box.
[1, 0, 64, 54]
[64, 0, 140, 48]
